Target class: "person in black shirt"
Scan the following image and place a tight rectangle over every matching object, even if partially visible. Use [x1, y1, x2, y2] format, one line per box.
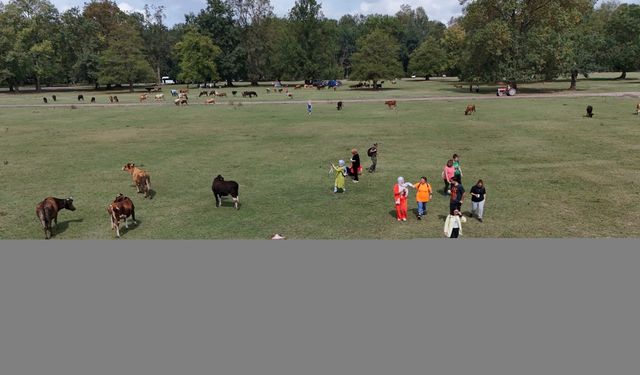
[449, 177, 465, 215]
[367, 143, 378, 172]
[349, 148, 360, 182]
[470, 179, 486, 222]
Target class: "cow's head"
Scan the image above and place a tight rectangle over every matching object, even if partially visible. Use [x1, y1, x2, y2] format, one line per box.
[114, 193, 125, 202]
[64, 197, 76, 211]
[214, 175, 224, 182]
[122, 163, 135, 172]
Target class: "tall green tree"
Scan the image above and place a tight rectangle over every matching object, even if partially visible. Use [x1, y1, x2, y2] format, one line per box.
[97, 21, 154, 91]
[142, 4, 171, 84]
[288, 0, 340, 80]
[605, 3, 640, 79]
[336, 14, 363, 79]
[188, 0, 244, 86]
[458, 0, 594, 89]
[174, 29, 222, 84]
[230, 0, 273, 85]
[408, 37, 448, 80]
[350, 29, 403, 88]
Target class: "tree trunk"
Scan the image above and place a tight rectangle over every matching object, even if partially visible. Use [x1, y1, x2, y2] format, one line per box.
[129, 82, 134, 92]
[250, 81, 259, 86]
[35, 76, 41, 92]
[425, 76, 430, 81]
[373, 80, 378, 90]
[469, 84, 473, 93]
[569, 70, 578, 90]
[226, 78, 234, 87]
[9, 85, 15, 92]
[617, 71, 627, 80]
[95, 82, 99, 90]
[156, 65, 161, 85]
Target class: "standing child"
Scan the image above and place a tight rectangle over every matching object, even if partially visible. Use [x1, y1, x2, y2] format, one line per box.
[452, 154, 463, 183]
[307, 101, 312, 115]
[330, 160, 347, 193]
[349, 149, 361, 182]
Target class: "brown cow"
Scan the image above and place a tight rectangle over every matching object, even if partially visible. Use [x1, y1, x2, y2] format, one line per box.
[465, 104, 476, 115]
[107, 193, 136, 238]
[122, 163, 152, 198]
[35, 197, 76, 239]
[139, 94, 148, 102]
[636, 103, 640, 115]
[206, 98, 216, 104]
[175, 98, 188, 106]
[385, 100, 397, 109]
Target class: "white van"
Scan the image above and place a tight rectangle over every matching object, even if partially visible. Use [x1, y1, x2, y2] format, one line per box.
[161, 76, 175, 84]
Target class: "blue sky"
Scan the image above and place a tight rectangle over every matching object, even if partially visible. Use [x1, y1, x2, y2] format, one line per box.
[50, 0, 640, 27]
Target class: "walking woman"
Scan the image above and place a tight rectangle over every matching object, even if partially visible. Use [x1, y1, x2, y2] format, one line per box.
[350, 148, 361, 183]
[442, 159, 456, 195]
[470, 179, 486, 222]
[394, 177, 414, 221]
[414, 176, 432, 220]
[444, 209, 466, 238]
[330, 160, 347, 193]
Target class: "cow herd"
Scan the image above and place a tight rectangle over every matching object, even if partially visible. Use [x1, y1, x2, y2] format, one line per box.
[35, 162, 240, 239]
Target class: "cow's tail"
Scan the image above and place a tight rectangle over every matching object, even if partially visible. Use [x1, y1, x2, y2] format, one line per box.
[145, 176, 151, 196]
[38, 206, 53, 238]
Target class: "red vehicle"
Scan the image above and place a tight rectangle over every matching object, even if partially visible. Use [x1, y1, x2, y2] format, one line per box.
[497, 85, 517, 96]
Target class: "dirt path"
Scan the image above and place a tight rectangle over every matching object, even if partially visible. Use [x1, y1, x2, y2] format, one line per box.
[1, 91, 638, 108]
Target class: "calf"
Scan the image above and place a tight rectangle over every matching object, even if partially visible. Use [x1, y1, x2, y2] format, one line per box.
[122, 162, 152, 199]
[35, 197, 76, 239]
[337, 101, 343, 111]
[52, 95, 57, 101]
[242, 91, 257, 98]
[385, 100, 397, 109]
[465, 104, 476, 115]
[78, 94, 84, 101]
[106, 193, 136, 238]
[212, 175, 239, 210]
[139, 94, 149, 102]
[154, 93, 164, 101]
[586, 105, 594, 118]
[43, 97, 48, 104]
[90, 97, 96, 103]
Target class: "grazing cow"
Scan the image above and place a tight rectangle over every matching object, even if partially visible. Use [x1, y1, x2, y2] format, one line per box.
[174, 98, 188, 106]
[171, 89, 178, 97]
[178, 92, 188, 100]
[113, 96, 119, 103]
[294, 84, 302, 89]
[242, 91, 257, 98]
[139, 94, 149, 102]
[266, 88, 271, 93]
[43, 97, 48, 104]
[385, 100, 397, 109]
[212, 175, 240, 210]
[154, 93, 164, 101]
[199, 91, 208, 97]
[232, 91, 238, 96]
[209, 90, 217, 96]
[35, 197, 76, 239]
[90, 97, 96, 103]
[52, 95, 57, 101]
[586, 105, 594, 118]
[206, 98, 216, 104]
[635, 103, 639, 115]
[287, 92, 293, 98]
[216, 91, 227, 97]
[179, 89, 189, 94]
[465, 104, 476, 115]
[78, 94, 84, 101]
[109, 96, 114, 103]
[107, 193, 136, 238]
[122, 162, 152, 199]
[337, 101, 343, 110]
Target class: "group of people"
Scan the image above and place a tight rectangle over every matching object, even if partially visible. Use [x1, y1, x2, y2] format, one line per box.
[330, 147, 487, 238]
[330, 143, 378, 193]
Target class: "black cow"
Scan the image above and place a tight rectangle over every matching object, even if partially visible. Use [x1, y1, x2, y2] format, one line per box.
[43, 97, 48, 104]
[242, 91, 257, 98]
[78, 94, 84, 101]
[337, 101, 343, 110]
[586, 105, 593, 118]
[35, 197, 76, 239]
[232, 91, 238, 96]
[113, 96, 119, 103]
[90, 97, 96, 103]
[52, 95, 57, 101]
[212, 175, 239, 210]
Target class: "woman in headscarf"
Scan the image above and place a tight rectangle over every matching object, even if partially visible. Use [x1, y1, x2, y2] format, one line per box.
[330, 160, 347, 193]
[394, 176, 414, 221]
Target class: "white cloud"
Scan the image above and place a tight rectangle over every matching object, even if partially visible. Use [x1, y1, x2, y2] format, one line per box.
[117, 2, 144, 15]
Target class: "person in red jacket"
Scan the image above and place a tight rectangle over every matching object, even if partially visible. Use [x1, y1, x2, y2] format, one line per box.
[394, 176, 414, 221]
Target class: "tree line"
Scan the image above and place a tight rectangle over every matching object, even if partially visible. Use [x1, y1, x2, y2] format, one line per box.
[1, 0, 639, 92]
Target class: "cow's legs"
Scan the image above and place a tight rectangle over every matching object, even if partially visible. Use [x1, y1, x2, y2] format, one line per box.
[115, 224, 120, 238]
[215, 194, 221, 207]
[233, 196, 239, 210]
[131, 209, 136, 225]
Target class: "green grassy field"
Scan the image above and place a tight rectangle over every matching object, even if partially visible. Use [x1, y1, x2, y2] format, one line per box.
[1, 77, 639, 239]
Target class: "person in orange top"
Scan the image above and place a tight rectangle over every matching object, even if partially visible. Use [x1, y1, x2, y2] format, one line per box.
[394, 176, 414, 221]
[414, 176, 433, 220]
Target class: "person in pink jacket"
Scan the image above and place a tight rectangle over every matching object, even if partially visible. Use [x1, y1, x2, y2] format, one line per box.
[442, 159, 456, 195]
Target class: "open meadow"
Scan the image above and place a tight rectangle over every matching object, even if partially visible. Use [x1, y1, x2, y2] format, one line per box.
[1, 76, 639, 239]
